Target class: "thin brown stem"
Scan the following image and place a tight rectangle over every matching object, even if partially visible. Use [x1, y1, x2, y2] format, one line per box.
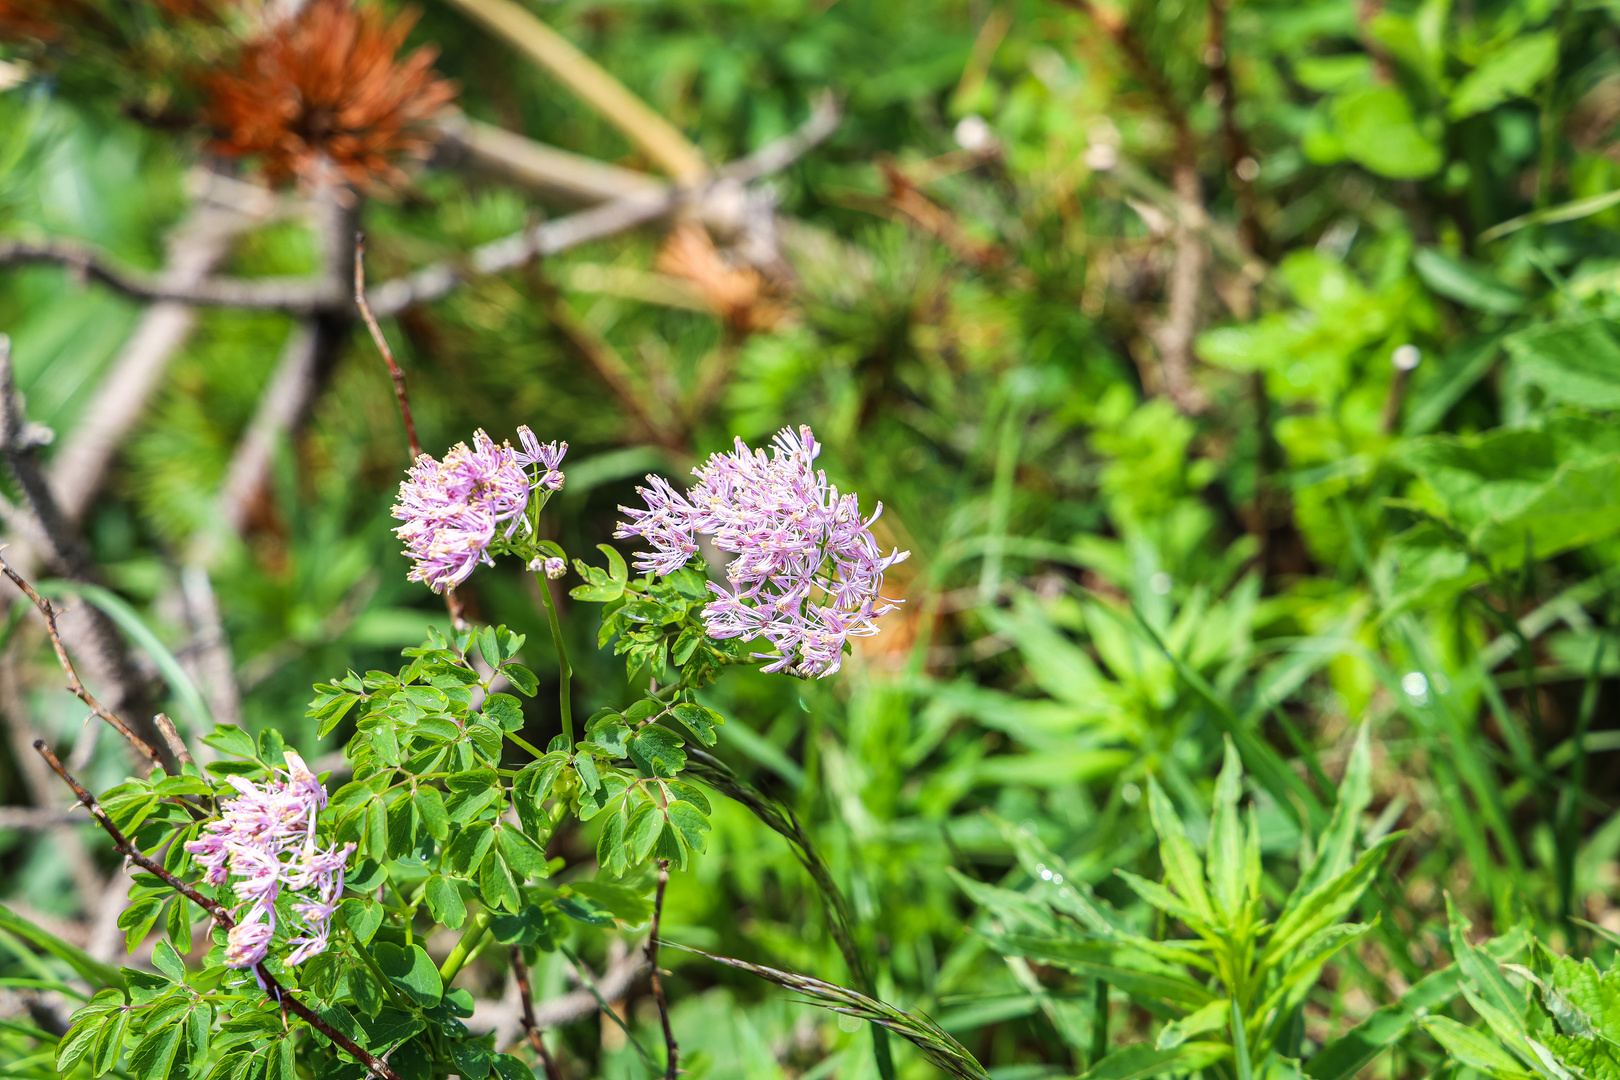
[32, 740, 402, 1080]
[354, 234, 422, 461]
[152, 713, 195, 770]
[512, 947, 564, 1080]
[647, 859, 678, 1080]
[0, 554, 161, 766]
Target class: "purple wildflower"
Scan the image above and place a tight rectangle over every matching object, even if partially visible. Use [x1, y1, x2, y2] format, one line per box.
[543, 556, 567, 579]
[616, 425, 909, 677]
[184, 750, 353, 969]
[516, 427, 568, 491]
[393, 430, 532, 593]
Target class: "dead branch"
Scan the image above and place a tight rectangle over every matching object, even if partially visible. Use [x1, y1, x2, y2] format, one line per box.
[32, 740, 403, 1080]
[1204, 0, 1260, 256]
[435, 114, 665, 206]
[0, 237, 339, 312]
[152, 713, 196, 770]
[0, 95, 840, 323]
[48, 180, 270, 523]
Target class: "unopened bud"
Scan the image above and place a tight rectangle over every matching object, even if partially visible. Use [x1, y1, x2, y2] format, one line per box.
[543, 556, 566, 579]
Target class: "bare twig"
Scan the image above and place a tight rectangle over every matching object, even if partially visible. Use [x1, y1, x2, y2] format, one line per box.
[151, 713, 195, 770]
[512, 947, 564, 1080]
[647, 859, 677, 1080]
[0, 237, 339, 312]
[1155, 162, 1211, 416]
[32, 740, 403, 1080]
[354, 235, 422, 461]
[435, 114, 666, 205]
[0, 556, 160, 765]
[1, 97, 840, 323]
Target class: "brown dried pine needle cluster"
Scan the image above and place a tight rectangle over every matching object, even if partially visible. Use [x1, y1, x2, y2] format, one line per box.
[206, 0, 455, 191]
[655, 222, 785, 334]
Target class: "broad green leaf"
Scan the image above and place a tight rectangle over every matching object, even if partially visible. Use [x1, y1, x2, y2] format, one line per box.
[340, 897, 383, 944]
[425, 874, 467, 929]
[502, 663, 540, 696]
[1449, 32, 1559, 119]
[375, 942, 443, 1007]
[1413, 248, 1528, 314]
[627, 801, 663, 863]
[1330, 86, 1442, 179]
[415, 786, 449, 841]
[666, 801, 711, 855]
[1157, 998, 1230, 1050]
[1506, 319, 1620, 411]
[480, 853, 520, 912]
[128, 1021, 183, 1080]
[596, 807, 628, 876]
[493, 1053, 538, 1080]
[150, 940, 186, 983]
[496, 825, 550, 878]
[628, 725, 686, 777]
[670, 702, 722, 746]
[482, 692, 525, 732]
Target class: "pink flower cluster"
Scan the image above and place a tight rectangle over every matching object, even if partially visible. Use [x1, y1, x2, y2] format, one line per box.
[616, 425, 909, 677]
[185, 751, 353, 969]
[392, 427, 567, 593]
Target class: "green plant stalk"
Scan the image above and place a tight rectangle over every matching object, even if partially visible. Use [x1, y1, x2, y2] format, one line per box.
[1089, 978, 1109, 1066]
[439, 910, 493, 983]
[535, 571, 574, 744]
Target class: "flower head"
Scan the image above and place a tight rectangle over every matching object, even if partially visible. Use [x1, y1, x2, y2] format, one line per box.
[204, 0, 456, 191]
[184, 750, 353, 969]
[393, 430, 531, 593]
[616, 425, 909, 677]
[516, 428, 567, 491]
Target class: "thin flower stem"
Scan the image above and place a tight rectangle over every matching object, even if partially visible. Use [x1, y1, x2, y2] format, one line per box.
[512, 947, 564, 1080]
[647, 858, 678, 1080]
[32, 740, 401, 1080]
[353, 234, 421, 462]
[439, 909, 494, 984]
[534, 571, 574, 743]
[505, 730, 548, 759]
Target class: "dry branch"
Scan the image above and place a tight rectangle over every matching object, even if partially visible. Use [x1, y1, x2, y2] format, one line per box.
[435, 115, 666, 205]
[354, 235, 422, 460]
[512, 947, 564, 1080]
[32, 740, 403, 1080]
[646, 860, 677, 1079]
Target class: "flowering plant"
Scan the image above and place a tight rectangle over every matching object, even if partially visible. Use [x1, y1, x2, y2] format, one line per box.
[43, 423, 916, 1080]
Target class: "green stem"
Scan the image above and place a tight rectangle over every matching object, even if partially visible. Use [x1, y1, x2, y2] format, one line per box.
[506, 730, 547, 759]
[535, 572, 574, 744]
[439, 911, 494, 984]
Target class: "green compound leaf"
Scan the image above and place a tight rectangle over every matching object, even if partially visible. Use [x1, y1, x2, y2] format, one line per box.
[482, 692, 525, 732]
[670, 702, 723, 747]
